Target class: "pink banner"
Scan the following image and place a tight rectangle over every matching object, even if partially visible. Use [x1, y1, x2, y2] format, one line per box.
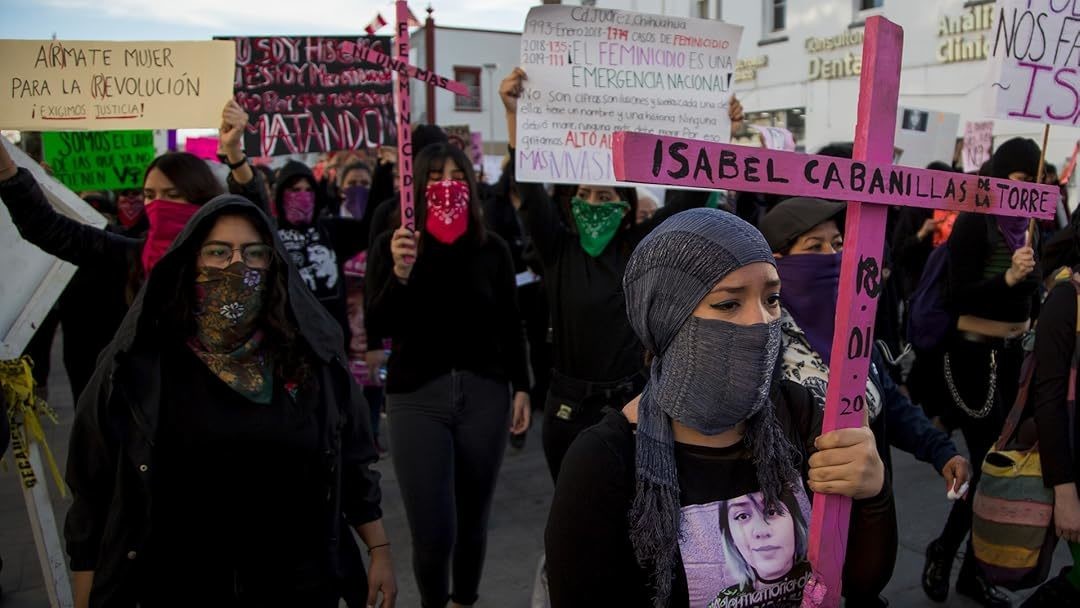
[184, 136, 219, 161]
[395, 1, 415, 231]
[612, 132, 1057, 221]
[341, 40, 471, 98]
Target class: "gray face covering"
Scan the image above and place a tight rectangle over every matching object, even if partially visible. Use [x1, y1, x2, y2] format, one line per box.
[622, 208, 800, 607]
[656, 316, 782, 434]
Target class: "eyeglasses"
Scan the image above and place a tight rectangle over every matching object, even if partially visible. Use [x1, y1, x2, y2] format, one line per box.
[199, 242, 273, 269]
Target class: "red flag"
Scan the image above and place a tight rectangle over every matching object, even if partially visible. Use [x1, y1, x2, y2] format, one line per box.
[364, 13, 388, 35]
[406, 6, 422, 27]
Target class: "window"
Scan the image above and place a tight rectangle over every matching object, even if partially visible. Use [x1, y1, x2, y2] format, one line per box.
[697, 0, 709, 19]
[767, 0, 786, 33]
[860, 0, 884, 9]
[454, 67, 481, 112]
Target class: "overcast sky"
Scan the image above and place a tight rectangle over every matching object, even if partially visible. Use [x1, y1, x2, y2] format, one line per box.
[2, 0, 535, 39]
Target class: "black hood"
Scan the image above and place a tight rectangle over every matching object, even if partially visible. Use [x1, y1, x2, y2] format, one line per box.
[103, 194, 344, 364]
[273, 160, 324, 226]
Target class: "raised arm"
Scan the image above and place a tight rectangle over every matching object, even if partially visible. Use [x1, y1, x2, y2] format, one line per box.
[0, 143, 138, 269]
[500, 68, 565, 265]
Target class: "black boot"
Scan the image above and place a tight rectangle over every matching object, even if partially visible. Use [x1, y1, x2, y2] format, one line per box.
[922, 538, 953, 602]
[956, 556, 1013, 608]
[1020, 568, 1080, 607]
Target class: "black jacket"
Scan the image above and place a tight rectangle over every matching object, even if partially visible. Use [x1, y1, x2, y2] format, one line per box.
[64, 196, 382, 607]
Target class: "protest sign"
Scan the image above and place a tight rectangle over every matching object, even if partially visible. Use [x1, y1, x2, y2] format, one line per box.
[515, 5, 742, 185]
[983, 0, 1080, 126]
[0, 40, 234, 130]
[614, 132, 1055, 219]
[962, 120, 993, 172]
[42, 130, 155, 191]
[893, 106, 959, 169]
[470, 132, 484, 167]
[220, 35, 396, 157]
[750, 125, 796, 151]
[184, 135, 220, 161]
[0, 139, 106, 359]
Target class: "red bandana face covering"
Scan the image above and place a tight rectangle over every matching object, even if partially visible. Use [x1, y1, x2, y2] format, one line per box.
[424, 179, 470, 244]
[141, 199, 199, 275]
[116, 194, 145, 229]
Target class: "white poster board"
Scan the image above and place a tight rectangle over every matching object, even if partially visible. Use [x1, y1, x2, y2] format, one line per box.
[0, 139, 106, 358]
[893, 106, 960, 169]
[750, 125, 796, 151]
[515, 5, 743, 185]
[983, 0, 1080, 126]
[962, 121, 994, 173]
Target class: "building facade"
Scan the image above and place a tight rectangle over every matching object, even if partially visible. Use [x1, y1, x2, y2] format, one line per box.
[409, 24, 522, 155]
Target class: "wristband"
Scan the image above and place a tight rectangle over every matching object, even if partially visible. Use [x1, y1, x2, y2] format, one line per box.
[216, 153, 248, 170]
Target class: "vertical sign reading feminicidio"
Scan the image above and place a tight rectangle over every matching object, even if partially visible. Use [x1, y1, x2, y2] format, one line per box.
[515, 6, 742, 186]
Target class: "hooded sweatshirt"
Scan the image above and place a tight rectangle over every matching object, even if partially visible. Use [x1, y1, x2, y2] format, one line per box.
[64, 196, 382, 607]
[272, 161, 374, 346]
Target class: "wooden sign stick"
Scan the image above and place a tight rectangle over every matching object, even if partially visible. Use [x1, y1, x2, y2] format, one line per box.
[1037, 123, 1050, 183]
[611, 15, 1056, 607]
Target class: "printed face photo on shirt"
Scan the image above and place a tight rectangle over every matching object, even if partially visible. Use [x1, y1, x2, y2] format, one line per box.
[679, 485, 811, 608]
[721, 491, 803, 583]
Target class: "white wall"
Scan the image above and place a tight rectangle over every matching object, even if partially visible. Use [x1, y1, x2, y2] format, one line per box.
[410, 26, 521, 152]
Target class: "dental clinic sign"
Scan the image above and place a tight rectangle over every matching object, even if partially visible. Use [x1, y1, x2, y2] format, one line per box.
[806, 29, 864, 80]
[937, 2, 995, 64]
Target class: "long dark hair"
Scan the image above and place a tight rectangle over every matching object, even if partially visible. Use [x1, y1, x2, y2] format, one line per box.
[144, 152, 224, 205]
[158, 209, 313, 384]
[409, 143, 487, 246]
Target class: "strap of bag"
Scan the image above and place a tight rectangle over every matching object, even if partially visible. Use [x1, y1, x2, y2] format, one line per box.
[991, 273, 1080, 452]
[1067, 274, 1080, 453]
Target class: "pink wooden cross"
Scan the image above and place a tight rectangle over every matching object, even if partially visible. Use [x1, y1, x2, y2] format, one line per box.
[611, 16, 1056, 607]
[342, 1, 474, 231]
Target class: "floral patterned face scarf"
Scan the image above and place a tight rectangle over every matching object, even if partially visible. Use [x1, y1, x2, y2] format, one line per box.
[188, 261, 272, 404]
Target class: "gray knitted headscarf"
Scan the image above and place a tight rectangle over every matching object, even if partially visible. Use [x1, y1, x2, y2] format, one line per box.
[623, 208, 801, 606]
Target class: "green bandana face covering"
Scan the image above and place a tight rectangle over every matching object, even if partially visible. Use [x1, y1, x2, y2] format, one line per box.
[571, 197, 629, 257]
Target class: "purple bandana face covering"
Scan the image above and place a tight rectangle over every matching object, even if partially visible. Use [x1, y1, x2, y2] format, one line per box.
[283, 190, 316, 225]
[341, 185, 370, 219]
[776, 252, 842, 364]
[997, 216, 1029, 251]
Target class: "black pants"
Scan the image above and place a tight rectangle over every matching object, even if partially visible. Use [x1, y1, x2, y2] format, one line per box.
[541, 370, 646, 481]
[935, 335, 1023, 569]
[387, 371, 510, 608]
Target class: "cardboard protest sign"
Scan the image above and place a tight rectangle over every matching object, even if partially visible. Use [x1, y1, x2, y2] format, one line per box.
[963, 120, 993, 173]
[42, 130, 155, 191]
[515, 5, 742, 185]
[0, 40, 234, 130]
[750, 125, 796, 151]
[220, 35, 395, 157]
[0, 139, 107, 358]
[893, 106, 959, 169]
[983, 0, 1080, 125]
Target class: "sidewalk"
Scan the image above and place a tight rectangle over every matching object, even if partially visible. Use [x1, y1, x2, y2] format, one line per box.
[0, 332, 1070, 606]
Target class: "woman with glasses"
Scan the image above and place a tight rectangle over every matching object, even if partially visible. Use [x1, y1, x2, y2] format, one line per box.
[0, 102, 263, 405]
[64, 195, 396, 608]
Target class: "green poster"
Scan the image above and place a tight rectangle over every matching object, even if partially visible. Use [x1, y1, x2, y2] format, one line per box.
[42, 130, 156, 192]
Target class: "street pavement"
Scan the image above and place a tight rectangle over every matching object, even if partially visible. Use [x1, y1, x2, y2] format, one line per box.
[0, 332, 1070, 607]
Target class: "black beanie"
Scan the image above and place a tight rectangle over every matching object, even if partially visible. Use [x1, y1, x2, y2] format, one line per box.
[990, 137, 1041, 180]
[412, 125, 448, 158]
